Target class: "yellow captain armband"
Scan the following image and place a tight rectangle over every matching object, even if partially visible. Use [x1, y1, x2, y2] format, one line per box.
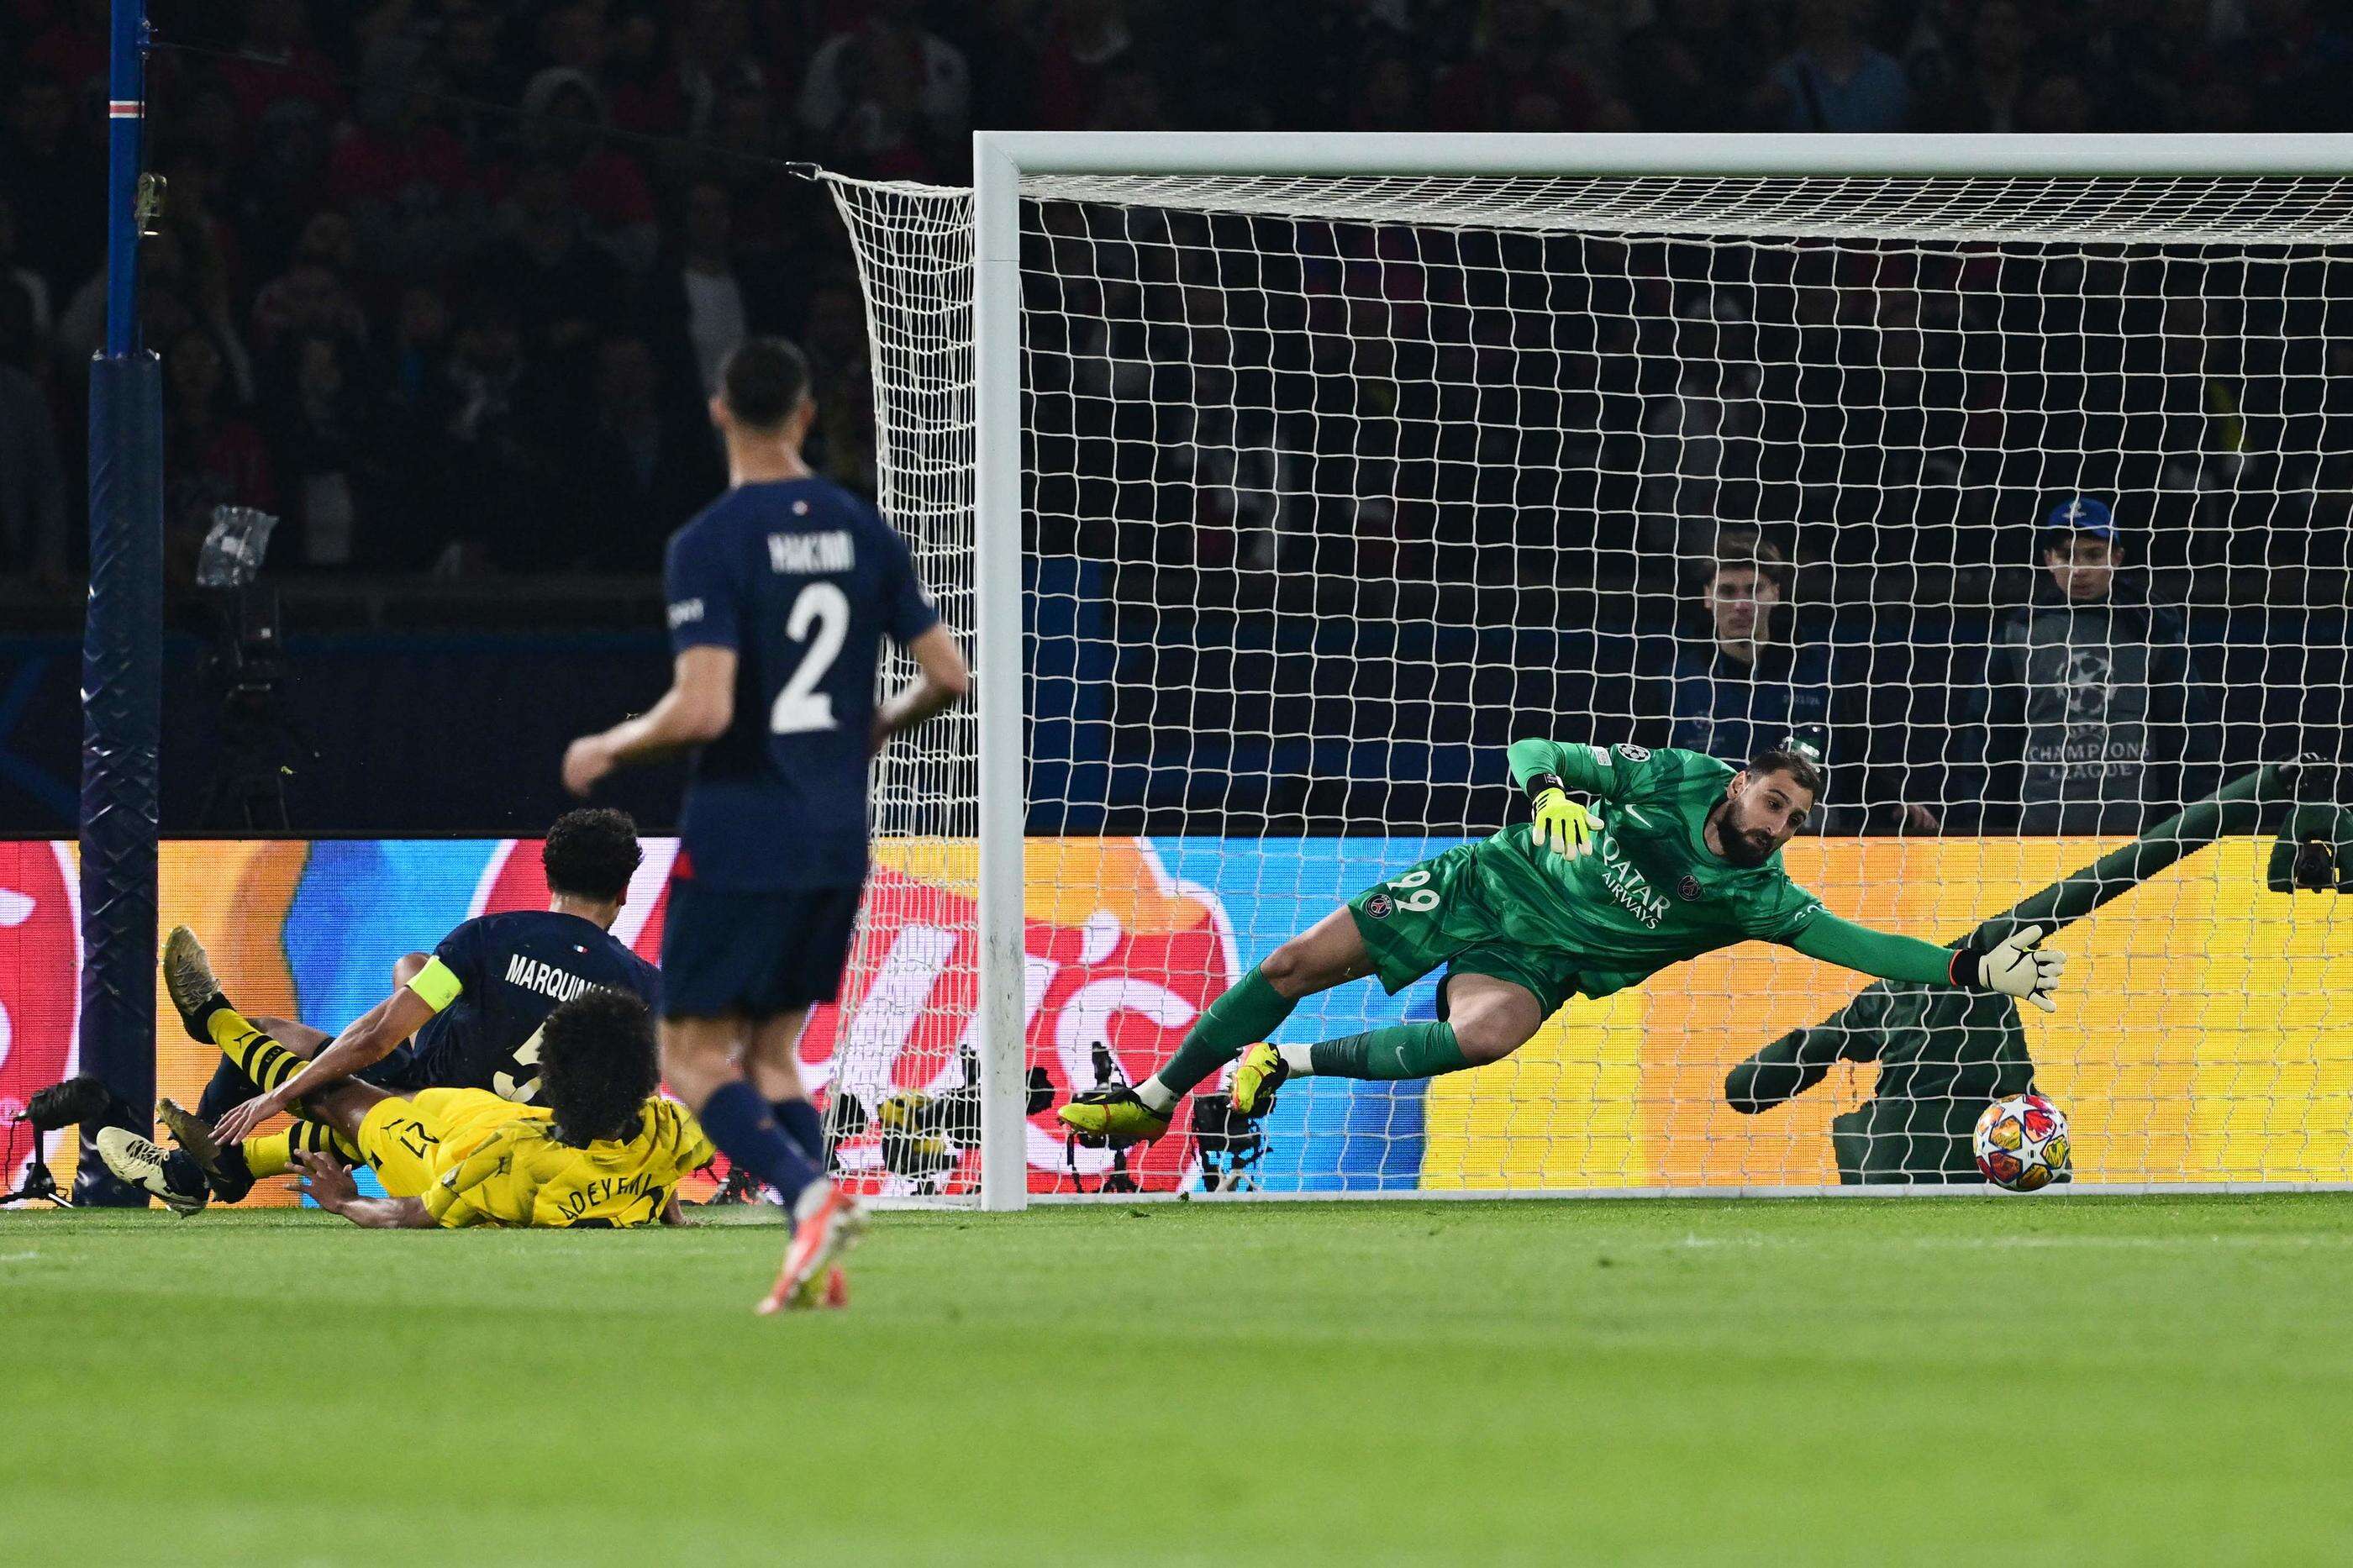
[407, 955, 465, 1012]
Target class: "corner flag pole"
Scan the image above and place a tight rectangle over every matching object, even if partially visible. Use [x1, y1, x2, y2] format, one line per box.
[77, 0, 164, 1202]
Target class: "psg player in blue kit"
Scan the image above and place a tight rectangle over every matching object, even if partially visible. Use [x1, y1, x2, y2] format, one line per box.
[99, 809, 664, 1211]
[564, 337, 969, 1313]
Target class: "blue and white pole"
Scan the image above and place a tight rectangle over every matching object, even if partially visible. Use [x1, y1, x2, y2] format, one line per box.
[78, 0, 163, 1203]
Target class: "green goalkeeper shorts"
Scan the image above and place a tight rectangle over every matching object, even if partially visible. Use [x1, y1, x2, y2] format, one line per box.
[1345, 842, 1584, 1019]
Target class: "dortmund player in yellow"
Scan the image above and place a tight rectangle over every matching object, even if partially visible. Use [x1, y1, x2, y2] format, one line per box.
[105, 989, 713, 1231]
[1060, 739, 2067, 1145]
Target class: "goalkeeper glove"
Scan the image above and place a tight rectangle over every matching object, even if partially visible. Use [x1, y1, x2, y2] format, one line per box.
[1526, 776, 1598, 862]
[1953, 923, 2066, 1013]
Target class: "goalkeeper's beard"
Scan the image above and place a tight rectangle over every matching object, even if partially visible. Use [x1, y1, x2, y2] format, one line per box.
[1708, 803, 1777, 869]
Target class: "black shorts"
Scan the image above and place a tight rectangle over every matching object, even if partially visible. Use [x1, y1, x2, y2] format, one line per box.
[661, 881, 862, 1020]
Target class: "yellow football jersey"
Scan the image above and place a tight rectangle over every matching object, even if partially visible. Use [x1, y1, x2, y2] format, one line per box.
[418, 1093, 715, 1229]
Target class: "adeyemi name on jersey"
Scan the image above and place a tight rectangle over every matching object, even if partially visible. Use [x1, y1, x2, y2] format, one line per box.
[557, 1171, 663, 1219]
[768, 530, 855, 573]
[1596, 835, 1670, 929]
[503, 953, 595, 1004]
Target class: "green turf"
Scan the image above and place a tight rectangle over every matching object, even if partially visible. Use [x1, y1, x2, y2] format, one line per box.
[4, 1196, 2350, 1566]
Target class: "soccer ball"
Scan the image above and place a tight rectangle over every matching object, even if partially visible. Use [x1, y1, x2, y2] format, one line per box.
[1973, 1093, 2071, 1192]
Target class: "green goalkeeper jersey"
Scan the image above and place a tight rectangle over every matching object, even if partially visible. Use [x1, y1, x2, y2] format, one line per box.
[1489, 739, 1825, 997]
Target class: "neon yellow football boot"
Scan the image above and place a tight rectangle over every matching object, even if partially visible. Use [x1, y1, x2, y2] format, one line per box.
[1056, 1087, 1171, 1147]
[1229, 1043, 1290, 1119]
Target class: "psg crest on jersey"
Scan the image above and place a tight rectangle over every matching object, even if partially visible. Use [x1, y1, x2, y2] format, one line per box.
[1364, 892, 1395, 918]
[1677, 875, 1703, 902]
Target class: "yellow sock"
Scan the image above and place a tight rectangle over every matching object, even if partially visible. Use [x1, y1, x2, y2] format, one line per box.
[242, 1131, 295, 1179]
[241, 1121, 361, 1180]
[208, 1008, 303, 1095]
[292, 1119, 363, 1163]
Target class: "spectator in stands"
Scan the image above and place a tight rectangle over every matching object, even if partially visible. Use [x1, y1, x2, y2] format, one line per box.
[572, 332, 724, 571]
[1637, 289, 1766, 570]
[799, 0, 972, 180]
[517, 68, 661, 277]
[482, 156, 628, 370]
[163, 326, 275, 576]
[798, 278, 882, 494]
[217, 0, 344, 131]
[661, 179, 752, 399]
[433, 2, 520, 160]
[1670, 554, 1821, 766]
[371, 283, 458, 567]
[703, 86, 801, 260]
[625, 0, 766, 142]
[435, 292, 566, 573]
[1430, 0, 1628, 132]
[270, 330, 376, 567]
[240, 87, 340, 280]
[1032, 0, 1138, 130]
[328, 64, 486, 287]
[249, 210, 369, 360]
[1987, 497, 2214, 834]
[1669, 551, 1942, 833]
[1749, 0, 1910, 132]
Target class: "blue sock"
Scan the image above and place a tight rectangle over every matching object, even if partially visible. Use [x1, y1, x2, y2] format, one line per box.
[772, 1098, 827, 1169]
[196, 1057, 261, 1123]
[699, 1081, 819, 1209]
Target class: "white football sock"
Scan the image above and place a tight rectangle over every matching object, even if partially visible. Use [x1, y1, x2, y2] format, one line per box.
[1277, 1042, 1317, 1076]
[1135, 1077, 1177, 1113]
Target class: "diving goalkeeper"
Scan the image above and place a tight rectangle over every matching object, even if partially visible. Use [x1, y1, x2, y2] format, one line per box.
[1059, 739, 2066, 1144]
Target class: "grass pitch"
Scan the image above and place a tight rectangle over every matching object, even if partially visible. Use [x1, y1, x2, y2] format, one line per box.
[4, 1195, 2350, 1567]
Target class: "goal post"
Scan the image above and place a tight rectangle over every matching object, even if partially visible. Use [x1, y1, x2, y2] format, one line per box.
[825, 134, 2353, 1208]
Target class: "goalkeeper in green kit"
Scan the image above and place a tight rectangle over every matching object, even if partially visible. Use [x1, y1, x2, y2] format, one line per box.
[1058, 739, 2066, 1146]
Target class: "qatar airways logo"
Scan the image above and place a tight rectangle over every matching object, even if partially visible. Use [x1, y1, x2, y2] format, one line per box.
[1597, 835, 1669, 929]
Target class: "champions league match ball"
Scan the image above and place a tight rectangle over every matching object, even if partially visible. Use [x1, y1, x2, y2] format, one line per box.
[1973, 1093, 2071, 1192]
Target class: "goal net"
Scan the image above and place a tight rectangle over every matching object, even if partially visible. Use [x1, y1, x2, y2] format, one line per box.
[824, 147, 2353, 1201]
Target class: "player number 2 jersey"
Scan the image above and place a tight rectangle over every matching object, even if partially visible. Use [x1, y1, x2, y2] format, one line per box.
[665, 476, 940, 890]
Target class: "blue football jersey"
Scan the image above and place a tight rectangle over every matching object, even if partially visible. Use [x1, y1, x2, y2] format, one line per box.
[664, 476, 940, 889]
[408, 909, 662, 1101]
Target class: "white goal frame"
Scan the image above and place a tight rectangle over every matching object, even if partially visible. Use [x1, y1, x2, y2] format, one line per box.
[963, 132, 2353, 1211]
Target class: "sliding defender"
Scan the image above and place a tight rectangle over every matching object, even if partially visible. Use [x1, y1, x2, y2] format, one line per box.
[103, 988, 716, 1232]
[156, 810, 659, 1205]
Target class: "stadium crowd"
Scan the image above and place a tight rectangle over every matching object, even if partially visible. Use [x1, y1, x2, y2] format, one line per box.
[1, 0, 2345, 834]
[3, 0, 2350, 581]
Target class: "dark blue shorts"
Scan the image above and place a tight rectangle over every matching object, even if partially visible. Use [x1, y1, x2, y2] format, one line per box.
[356, 1043, 436, 1092]
[661, 881, 862, 1020]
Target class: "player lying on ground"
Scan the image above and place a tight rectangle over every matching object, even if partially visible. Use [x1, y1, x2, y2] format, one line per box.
[100, 989, 724, 1234]
[1060, 739, 2066, 1145]
[172, 809, 659, 1205]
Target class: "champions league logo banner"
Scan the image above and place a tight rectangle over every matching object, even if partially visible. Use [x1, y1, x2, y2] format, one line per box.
[4, 830, 2350, 1198]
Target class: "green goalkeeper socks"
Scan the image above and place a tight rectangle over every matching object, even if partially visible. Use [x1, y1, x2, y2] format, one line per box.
[1140, 966, 1298, 1108]
[1307, 1023, 1472, 1081]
